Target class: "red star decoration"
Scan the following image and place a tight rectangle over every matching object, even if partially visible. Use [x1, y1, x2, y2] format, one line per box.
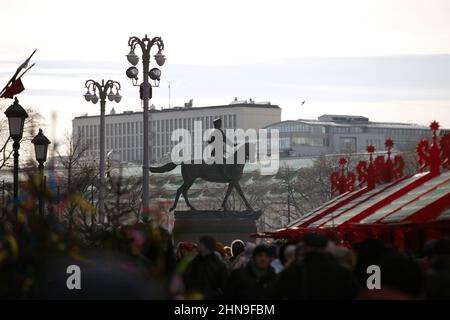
[430, 121, 440, 131]
[367, 145, 375, 153]
[385, 138, 394, 149]
[339, 158, 347, 166]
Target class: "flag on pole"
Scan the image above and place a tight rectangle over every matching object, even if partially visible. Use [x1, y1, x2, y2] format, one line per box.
[1, 77, 25, 99]
[0, 49, 37, 99]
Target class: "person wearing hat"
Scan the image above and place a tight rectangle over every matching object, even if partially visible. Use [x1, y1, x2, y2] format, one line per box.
[176, 242, 195, 262]
[182, 236, 229, 299]
[207, 118, 237, 163]
[224, 244, 277, 300]
[273, 234, 360, 300]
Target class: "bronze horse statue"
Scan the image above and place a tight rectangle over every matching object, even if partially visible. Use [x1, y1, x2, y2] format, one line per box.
[149, 142, 254, 212]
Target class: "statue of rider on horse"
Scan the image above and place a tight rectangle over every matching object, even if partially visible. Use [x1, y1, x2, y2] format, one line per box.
[150, 117, 254, 212]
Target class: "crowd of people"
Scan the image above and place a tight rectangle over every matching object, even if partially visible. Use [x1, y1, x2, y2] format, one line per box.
[1, 213, 449, 299]
[172, 234, 450, 300]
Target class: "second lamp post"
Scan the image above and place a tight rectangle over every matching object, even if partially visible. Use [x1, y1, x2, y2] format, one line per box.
[31, 129, 51, 218]
[126, 34, 165, 218]
[84, 79, 121, 224]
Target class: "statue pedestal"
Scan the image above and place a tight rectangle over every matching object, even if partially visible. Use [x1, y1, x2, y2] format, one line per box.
[173, 209, 263, 245]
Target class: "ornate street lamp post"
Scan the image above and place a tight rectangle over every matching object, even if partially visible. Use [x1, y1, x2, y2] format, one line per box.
[4, 97, 28, 219]
[126, 34, 165, 219]
[31, 129, 51, 218]
[84, 79, 121, 224]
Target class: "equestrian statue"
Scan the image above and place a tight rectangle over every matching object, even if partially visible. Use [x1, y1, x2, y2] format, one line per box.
[149, 118, 254, 212]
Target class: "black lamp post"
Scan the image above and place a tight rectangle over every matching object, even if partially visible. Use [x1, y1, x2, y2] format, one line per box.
[84, 79, 121, 225]
[126, 34, 165, 219]
[4, 97, 28, 219]
[31, 129, 51, 218]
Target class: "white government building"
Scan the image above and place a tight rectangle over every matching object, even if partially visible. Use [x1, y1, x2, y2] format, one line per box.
[72, 99, 282, 163]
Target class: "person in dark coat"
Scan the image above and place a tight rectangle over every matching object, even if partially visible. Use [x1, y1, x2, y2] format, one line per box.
[230, 239, 245, 263]
[224, 244, 277, 300]
[182, 236, 228, 299]
[273, 233, 360, 300]
[353, 238, 387, 286]
[425, 239, 450, 299]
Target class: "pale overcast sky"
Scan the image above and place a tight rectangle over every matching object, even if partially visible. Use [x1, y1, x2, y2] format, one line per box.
[1, 0, 450, 147]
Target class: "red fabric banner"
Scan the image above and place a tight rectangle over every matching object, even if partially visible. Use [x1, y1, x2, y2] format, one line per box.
[0, 77, 25, 99]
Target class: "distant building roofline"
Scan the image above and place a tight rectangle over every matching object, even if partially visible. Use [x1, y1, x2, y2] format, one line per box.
[73, 102, 279, 119]
[264, 118, 440, 130]
[318, 114, 369, 123]
[318, 114, 369, 119]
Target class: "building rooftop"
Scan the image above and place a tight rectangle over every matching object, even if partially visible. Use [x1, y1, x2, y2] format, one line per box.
[73, 100, 279, 119]
[318, 114, 369, 123]
[266, 114, 433, 130]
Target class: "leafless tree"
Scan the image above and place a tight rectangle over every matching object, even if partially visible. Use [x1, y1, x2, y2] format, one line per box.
[399, 146, 420, 176]
[55, 132, 94, 231]
[0, 101, 42, 169]
[105, 165, 143, 226]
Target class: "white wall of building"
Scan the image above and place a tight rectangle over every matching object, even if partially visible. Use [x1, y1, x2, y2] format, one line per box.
[72, 103, 281, 163]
